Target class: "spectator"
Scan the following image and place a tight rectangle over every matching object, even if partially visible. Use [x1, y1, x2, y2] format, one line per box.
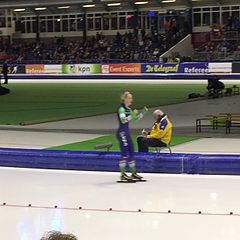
[137, 109, 172, 152]
[0, 29, 187, 63]
[41, 231, 78, 240]
[2, 60, 8, 84]
[207, 77, 225, 98]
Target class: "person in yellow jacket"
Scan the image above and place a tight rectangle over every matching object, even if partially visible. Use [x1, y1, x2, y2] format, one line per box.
[137, 109, 172, 152]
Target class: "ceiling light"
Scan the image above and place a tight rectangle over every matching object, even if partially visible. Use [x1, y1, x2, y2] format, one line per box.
[35, 7, 47, 11]
[14, 8, 26, 12]
[57, 6, 70, 9]
[107, 2, 121, 6]
[134, 1, 148, 5]
[82, 4, 95, 8]
[162, 0, 176, 3]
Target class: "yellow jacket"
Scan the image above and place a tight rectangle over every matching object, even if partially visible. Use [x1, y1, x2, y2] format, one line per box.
[147, 115, 172, 145]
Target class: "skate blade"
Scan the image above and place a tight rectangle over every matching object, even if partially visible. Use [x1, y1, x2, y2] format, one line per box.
[117, 180, 136, 183]
[134, 179, 147, 182]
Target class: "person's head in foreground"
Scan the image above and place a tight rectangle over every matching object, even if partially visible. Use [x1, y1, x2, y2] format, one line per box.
[153, 109, 164, 121]
[41, 231, 78, 240]
[121, 91, 133, 107]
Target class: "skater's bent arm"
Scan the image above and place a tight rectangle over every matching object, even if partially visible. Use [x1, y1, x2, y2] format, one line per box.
[119, 107, 132, 123]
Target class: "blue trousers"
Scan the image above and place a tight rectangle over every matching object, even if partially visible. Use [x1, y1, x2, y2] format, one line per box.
[116, 131, 134, 160]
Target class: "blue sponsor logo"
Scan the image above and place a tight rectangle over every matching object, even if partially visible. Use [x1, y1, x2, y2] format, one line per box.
[181, 62, 209, 74]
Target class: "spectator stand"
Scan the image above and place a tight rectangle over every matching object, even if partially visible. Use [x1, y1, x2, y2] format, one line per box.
[0, 30, 189, 64]
[194, 26, 240, 61]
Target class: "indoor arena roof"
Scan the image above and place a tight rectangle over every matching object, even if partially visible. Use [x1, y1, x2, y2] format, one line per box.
[1, 0, 240, 14]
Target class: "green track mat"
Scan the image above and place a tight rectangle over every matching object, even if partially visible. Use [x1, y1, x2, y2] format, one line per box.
[47, 134, 200, 151]
[0, 83, 207, 125]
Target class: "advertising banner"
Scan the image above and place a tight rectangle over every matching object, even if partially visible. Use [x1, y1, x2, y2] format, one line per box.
[44, 65, 62, 74]
[141, 63, 180, 74]
[26, 65, 45, 74]
[62, 64, 100, 74]
[208, 62, 232, 73]
[0, 65, 25, 74]
[232, 62, 240, 73]
[101, 64, 141, 74]
[180, 62, 209, 74]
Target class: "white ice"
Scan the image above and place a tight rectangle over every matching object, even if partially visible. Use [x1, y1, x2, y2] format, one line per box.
[1, 167, 240, 240]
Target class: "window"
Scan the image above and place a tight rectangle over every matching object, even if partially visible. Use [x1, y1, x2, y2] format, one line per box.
[54, 16, 61, 32]
[26, 20, 31, 33]
[0, 17, 6, 27]
[77, 15, 84, 31]
[119, 16, 126, 29]
[103, 14, 110, 30]
[232, 11, 239, 19]
[193, 13, 201, 27]
[47, 16, 53, 32]
[40, 19, 47, 32]
[232, 6, 239, 11]
[95, 14, 102, 30]
[87, 17, 93, 30]
[202, 8, 210, 12]
[127, 14, 135, 29]
[222, 11, 230, 25]
[111, 13, 117, 30]
[222, 6, 230, 11]
[62, 17, 69, 32]
[32, 17, 36, 33]
[212, 12, 220, 24]
[7, 17, 11, 28]
[70, 19, 77, 31]
[193, 8, 201, 12]
[202, 12, 210, 26]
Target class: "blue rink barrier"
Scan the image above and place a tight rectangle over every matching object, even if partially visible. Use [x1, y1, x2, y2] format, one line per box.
[1, 148, 240, 175]
[7, 73, 240, 80]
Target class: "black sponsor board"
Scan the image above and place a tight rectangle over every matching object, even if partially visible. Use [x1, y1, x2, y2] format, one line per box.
[0, 65, 25, 74]
[232, 62, 240, 73]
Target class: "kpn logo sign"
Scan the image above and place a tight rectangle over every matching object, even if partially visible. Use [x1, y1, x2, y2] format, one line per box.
[62, 64, 100, 74]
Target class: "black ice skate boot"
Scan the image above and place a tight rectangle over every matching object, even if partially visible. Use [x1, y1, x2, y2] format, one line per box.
[131, 172, 143, 180]
[119, 172, 136, 183]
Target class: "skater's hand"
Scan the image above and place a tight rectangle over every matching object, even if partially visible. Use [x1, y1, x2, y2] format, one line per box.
[142, 129, 148, 136]
[143, 106, 148, 112]
[133, 109, 138, 114]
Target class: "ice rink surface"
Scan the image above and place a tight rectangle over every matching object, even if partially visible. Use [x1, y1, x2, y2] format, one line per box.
[1, 167, 240, 240]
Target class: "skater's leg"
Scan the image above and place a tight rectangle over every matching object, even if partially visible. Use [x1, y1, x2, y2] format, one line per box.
[117, 131, 129, 174]
[127, 136, 144, 180]
[119, 158, 127, 174]
[127, 136, 136, 174]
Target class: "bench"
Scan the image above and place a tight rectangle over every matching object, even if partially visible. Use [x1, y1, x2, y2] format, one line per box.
[196, 113, 240, 134]
[224, 88, 233, 97]
[94, 142, 113, 152]
[233, 85, 240, 95]
[196, 117, 218, 133]
[219, 113, 240, 133]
